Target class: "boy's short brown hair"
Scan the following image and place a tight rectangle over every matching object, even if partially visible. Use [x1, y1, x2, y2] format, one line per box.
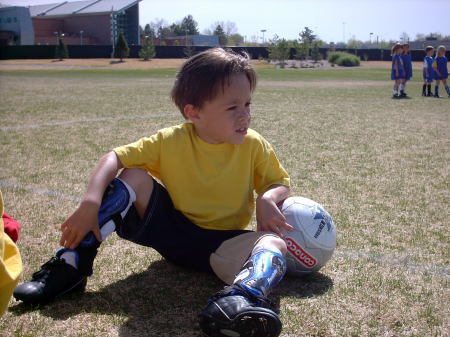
[171, 48, 257, 118]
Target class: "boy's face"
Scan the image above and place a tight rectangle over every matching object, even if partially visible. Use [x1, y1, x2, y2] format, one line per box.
[427, 49, 434, 56]
[186, 73, 252, 145]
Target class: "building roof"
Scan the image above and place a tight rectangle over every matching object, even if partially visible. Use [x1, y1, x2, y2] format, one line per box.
[29, 0, 141, 18]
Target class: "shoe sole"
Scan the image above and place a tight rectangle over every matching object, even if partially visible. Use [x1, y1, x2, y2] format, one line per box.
[199, 310, 282, 337]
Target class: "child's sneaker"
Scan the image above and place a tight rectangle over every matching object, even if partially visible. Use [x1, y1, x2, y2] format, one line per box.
[392, 94, 400, 99]
[199, 285, 282, 337]
[13, 249, 86, 304]
[434, 94, 441, 98]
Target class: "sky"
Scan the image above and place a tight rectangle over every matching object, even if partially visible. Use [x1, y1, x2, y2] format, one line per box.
[3, 0, 450, 43]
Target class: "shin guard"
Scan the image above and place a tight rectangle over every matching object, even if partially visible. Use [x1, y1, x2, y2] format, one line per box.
[234, 248, 287, 297]
[75, 178, 135, 276]
[79, 178, 136, 248]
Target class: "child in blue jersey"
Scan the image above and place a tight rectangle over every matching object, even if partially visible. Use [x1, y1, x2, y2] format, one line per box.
[391, 43, 405, 99]
[400, 43, 413, 98]
[432, 45, 449, 98]
[422, 46, 435, 97]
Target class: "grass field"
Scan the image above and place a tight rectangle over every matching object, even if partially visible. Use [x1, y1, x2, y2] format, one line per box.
[0, 60, 449, 337]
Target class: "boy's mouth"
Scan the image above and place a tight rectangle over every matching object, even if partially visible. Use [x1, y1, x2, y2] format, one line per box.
[236, 127, 248, 134]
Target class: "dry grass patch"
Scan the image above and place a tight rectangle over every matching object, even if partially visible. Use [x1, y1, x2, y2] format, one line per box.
[0, 67, 448, 337]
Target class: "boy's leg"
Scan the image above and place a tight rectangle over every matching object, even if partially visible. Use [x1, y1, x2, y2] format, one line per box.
[434, 80, 441, 98]
[422, 83, 427, 96]
[13, 169, 151, 304]
[200, 233, 287, 337]
[393, 81, 399, 98]
[427, 82, 432, 96]
[444, 79, 450, 97]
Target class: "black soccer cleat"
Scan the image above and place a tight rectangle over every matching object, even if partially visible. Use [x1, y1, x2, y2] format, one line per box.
[199, 285, 282, 337]
[13, 250, 87, 304]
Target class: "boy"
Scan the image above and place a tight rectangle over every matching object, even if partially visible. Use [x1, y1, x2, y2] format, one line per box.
[422, 46, 435, 97]
[14, 48, 292, 337]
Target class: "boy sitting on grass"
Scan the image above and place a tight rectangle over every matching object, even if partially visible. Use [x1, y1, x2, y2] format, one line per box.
[14, 48, 292, 337]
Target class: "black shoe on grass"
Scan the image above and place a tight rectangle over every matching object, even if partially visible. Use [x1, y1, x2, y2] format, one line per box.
[13, 249, 86, 304]
[199, 285, 282, 337]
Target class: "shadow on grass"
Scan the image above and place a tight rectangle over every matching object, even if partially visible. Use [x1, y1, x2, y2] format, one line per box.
[10, 260, 333, 337]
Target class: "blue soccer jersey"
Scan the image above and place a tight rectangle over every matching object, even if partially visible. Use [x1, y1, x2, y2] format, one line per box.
[434, 56, 448, 80]
[391, 54, 405, 80]
[423, 56, 435, 82]
[402, 54, 413, 80]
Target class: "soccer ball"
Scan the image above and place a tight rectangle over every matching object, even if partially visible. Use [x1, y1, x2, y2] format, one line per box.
[279, 196, 336, 276]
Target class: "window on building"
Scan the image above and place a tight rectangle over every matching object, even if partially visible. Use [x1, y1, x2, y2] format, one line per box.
[13, 17, 17, 23]
[6, 17, 11, 23]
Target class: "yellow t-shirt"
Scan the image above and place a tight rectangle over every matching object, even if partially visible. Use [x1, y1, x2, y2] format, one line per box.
[114, 123, 290, 230]
[0, 190, 23, 316]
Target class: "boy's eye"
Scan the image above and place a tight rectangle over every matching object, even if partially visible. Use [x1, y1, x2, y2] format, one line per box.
[245, 102, 252, 107]
[227, 106, 237, 111]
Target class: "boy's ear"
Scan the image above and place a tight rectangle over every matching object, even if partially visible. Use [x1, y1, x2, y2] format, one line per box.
[184, 104, 200, 120]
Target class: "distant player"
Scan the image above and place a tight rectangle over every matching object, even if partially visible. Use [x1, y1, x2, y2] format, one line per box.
[432, 45, 449, 98]
[401, 43, 413, 98]
[391, 43, 405, 99]
[422, 46, 435, 97]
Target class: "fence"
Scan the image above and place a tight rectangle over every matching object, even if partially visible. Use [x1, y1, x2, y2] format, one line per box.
[0, 45, 448, 61]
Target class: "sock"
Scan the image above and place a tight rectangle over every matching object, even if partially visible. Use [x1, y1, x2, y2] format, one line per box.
[445, 86, 450, 95]
[403, 82, 407, 93]
[58, 248, 78, 269]
[427, 84, 432, 94]
[399, 83, 404, 94]
[393, 84, 399, 96]
[422, 84, 426, 94]
[435, 86, 439, 96]
[233, 247, 287, 297]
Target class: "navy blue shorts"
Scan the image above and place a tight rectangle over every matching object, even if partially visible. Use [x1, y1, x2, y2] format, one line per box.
[115, 179, 251, 272]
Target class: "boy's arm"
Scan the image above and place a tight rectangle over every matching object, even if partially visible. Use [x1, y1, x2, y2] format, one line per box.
[59, 151, 123, 249]
[256, 184, 293, 236]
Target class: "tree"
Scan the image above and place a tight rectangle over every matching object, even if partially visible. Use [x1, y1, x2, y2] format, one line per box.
[214, 25, 227, 46]
[55, 36, 69, 61]
[139, 35, 155, 61]
[299, 27, 316, 57]
[144, 23, 155, 38]
[180, 15, 199, 35]
[228, 33, 244, 46]
[268, 35, 290, 67]
[311, 42, 321, 62]
[114, 31, 129, 62]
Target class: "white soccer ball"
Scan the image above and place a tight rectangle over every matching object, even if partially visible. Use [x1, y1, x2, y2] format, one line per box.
[279, 196, 336, 276]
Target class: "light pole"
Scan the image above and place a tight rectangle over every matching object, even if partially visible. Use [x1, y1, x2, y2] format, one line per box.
[342, 22, 346, 44]
[80, 30, 84, 45]
[260, 29, 266, 45]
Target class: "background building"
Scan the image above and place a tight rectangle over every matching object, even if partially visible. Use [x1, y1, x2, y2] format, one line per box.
[0, 0, 141, 46]
[0, 6, 34, 45]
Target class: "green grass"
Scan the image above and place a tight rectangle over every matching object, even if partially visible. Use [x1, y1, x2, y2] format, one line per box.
[0, 65, 449, 337]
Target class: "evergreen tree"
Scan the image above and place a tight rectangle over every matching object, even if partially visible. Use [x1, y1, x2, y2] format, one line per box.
[214, 25, 227, 46]
[55, 36, 69, 61]
[114, 31, 129, 62]
[139, 35, 155, 61]
[180, 15, 199, 35]
[299, 26, 316, 57]
[311, 42, 321, 62]
[268, 35, 290, 67]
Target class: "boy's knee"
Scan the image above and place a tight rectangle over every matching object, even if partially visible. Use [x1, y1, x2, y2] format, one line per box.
[255, 235, 287, 256]
[118, 168, 153, 217]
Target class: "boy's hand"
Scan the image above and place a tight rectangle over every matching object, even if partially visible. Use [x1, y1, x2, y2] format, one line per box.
[256, 185, 293, 236]
[59, 200, 102, 249]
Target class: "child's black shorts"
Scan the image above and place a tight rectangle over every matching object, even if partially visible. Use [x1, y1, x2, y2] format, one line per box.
[115, 179, 251, 272]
